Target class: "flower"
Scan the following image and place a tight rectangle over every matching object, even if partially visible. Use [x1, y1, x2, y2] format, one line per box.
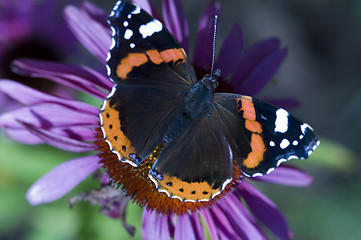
[0, 0, 82, 113]
[0, 0, 314, 239]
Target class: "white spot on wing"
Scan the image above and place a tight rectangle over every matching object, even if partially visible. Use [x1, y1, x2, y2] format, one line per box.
[139, 19, 163, 38]
[293, 140, 298, 146]
[124, 29, 133, 40]
[123, 21, 129, 27]
[301, 123, 312, 134]
[280, 139, 290, 149]
[130, 43, 135, 48]
[275, 108, 289, 133]
[131, 6, 141, 14]
[269, 141, 275, 147]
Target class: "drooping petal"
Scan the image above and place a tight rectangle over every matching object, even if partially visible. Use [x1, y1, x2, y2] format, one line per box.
[5, 128, 43, 144]
[162, 0, 189, 52]
[142, 209, 173, 240]
[26, 155, 102, 205]
[240, 48, 287, 96]
[215, 23, 244, 78]
[64, 4, 111, 63]
[201, 204, 244, 240]
[174, 214, 205, 240]
[230, 38, 285, 95]
[133, 0, 162, 20]
[0, 103, 98, 129]
[193, 0, 221, 69]
[218, 194, 267, 240]
[80, 1, 108, 28]
[238, 182, 293, 240]
[0, 80, 100, 115]
[21, 121, 95, 152]
[12, 59, 111, 98]
[253, 165, 313, 187]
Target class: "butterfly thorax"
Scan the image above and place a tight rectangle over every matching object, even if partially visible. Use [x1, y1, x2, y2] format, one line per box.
[181, 70, 220, 119]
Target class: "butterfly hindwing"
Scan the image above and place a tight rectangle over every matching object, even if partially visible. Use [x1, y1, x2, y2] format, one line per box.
[149, 103, 233, 202]
[214, 93, 319, 177]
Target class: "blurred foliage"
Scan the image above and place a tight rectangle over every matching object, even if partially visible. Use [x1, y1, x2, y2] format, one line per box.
[0, 138, 143, 240]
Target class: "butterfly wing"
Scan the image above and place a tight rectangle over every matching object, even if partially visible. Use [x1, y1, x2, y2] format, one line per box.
[214, 93, 319, 177]
[100, 1, 198, 166]
[107, 1, 196, 85]
[149, 103, 233, 202]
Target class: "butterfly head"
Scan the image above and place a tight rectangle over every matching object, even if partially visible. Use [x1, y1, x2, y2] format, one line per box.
[201, 68, 221, 91]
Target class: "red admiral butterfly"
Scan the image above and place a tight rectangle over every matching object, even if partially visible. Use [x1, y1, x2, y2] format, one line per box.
[100, 1, 319, 202]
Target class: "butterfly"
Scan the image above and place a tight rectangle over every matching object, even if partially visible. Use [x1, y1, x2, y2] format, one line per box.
[100, 1, 319, 202]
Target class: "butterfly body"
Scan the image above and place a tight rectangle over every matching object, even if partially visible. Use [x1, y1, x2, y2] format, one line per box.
[100, 1, 319, 202]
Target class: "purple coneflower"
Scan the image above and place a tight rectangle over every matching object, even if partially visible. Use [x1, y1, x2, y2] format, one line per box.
[0, 0, 80, 113]
[0, 1, 314, 239]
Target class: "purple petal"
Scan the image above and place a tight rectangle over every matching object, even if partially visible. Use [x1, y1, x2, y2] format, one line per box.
[21, 121, 95, 152]
[0, 103, 98, 129]
[230, 38, 283, 95]
[26, 155, 101, 205]
[193, 0, 221, 69]
[215, 23, 244, 78]
[218, 194, 267, 240]
[174, 214, 205, 240]
[80, 2, 108, 28]
[64, 4, 111, 63]
[133, 0, 162, 20]
[263, 98, 300, 110]
[162, 0, 189, 52]
[238, 182, 293, 240]
[142, 209, 172, 240]
[0, 80, 100, 115]
[199, 209, 219, 240]
[12, 59, 111, 98]
[253, 165, 313, 187]
[240, 48, 287, 96]
[5, 128, 43, 144]
[201, 204, 243, 240]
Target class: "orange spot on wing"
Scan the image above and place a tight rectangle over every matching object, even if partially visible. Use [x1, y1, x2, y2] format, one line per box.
[100, 100, 137, 165]
[146, 49, 163, 64]
[152, 174, 222, 202]
[116, 53, 148, 79]
[245, 120, 262, 133]
[159, 48, 185, 64]
[238, 97, 256, 121]
[243, 134, 266, 169]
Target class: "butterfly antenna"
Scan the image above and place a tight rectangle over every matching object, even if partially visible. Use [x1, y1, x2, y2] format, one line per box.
[210, 15, 218, 75]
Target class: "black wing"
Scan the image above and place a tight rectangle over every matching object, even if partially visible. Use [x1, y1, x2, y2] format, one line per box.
[100, 1, 198, 166]
[214, 93, 319, 177]
[149, 103, 233, 202]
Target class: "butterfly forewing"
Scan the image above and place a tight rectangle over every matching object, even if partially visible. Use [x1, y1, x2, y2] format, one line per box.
[214, 93, 319, 177]
[107, 1, 197, 84]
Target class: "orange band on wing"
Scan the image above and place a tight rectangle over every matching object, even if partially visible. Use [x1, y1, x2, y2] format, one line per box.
[245, 120, 262, 133]
[116, 53, 148, 79]
[146, 49, 163, 64]
[151, 173, 221, 202]
[159, 48, 185, 64]
[100, 100, 137, 165]
[238, 96, 256, 121]
[237, 96, 266, 169]
[116, 48, 186, 79]
[243, 134, 266, 168]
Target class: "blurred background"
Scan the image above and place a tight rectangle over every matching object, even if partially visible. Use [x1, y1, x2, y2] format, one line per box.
[1, 0, 360, 239]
